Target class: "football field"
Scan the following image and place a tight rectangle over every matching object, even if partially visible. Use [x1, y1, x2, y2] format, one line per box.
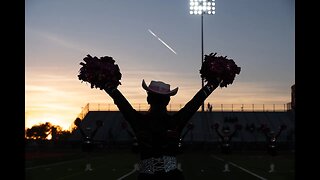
[26, 150, 294, 180]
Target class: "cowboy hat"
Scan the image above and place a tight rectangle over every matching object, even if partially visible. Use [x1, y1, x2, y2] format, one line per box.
[142, 79, 178, 96]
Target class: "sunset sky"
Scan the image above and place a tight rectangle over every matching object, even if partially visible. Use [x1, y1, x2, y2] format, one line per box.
[25, 0, 295, 131]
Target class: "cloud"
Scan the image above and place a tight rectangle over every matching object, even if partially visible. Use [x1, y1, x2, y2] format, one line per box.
[26, 26, 95, 53]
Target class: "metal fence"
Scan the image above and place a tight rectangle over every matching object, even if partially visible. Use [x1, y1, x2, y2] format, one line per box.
[77, 102, 292, 120]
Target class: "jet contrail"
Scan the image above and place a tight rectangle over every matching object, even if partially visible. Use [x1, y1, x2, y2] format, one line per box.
[148, 29, 177, 55]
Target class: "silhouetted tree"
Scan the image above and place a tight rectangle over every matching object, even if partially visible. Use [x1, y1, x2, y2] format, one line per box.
[55, 129, 73, 141]
[26, 122, 53, 140]
[26, 122, 71, 140]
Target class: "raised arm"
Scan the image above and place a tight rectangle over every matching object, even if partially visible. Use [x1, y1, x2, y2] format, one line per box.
[90, 120, 103, 138]
[174, 80, 221, 131]
[215, 128, 224, 139]
[229, 130, 237, 141]
[212, 123, 223, 139]
[181, 123, 194, 140]
[275, 124, 286, 139]
[259, 124, 269, 137]
[230, 124, 241, 139]
[74, 118, 87, 138]
[104, 87, 138, 125]
[126, 129, 136, 138]
[78, 127, 87, 138]
[90, 127, 99, 139]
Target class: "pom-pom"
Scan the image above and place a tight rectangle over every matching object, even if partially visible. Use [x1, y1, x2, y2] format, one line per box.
[200, 52, 241, 88]
[78, 54, 122, 90]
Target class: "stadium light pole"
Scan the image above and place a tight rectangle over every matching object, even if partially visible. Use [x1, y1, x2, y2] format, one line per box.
[189, 0, 216, 112]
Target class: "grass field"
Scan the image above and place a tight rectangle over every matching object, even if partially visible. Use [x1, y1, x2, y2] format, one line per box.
[25, 149, 295, 180]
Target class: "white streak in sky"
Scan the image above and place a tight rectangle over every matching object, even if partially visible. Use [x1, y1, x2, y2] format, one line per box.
[148, 29, 177, 55]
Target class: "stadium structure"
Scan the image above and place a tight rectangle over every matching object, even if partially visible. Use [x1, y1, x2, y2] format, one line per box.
[68, 84, 295, 151]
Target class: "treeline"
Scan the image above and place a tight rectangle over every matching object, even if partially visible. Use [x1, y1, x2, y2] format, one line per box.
[25, 122, 76, 141]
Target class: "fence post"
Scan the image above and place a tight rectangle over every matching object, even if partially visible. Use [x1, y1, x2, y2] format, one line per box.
[273, 104, 275, 112]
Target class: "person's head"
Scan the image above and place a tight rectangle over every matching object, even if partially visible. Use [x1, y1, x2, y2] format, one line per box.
[268, 130, 275, 137]
[74, 118, 81, 127]
[147, 92, 170, 107]
[142, 79, 178, 108]
[222, 125, 231, 134]
[85, 127, 92, 133]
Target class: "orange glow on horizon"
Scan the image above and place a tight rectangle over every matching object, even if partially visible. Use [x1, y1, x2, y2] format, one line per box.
[25, 112, 77, 131]
[25, 68, 292, 131]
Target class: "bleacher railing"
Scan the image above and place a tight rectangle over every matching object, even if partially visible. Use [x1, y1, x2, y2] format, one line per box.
[77, 102, 293, 120]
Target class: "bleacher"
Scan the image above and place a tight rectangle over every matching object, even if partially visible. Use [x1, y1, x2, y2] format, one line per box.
[69, 110, 295, 147]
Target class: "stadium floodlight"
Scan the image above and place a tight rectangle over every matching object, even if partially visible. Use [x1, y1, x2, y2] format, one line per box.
[189, 0, 216, 112]
[189, 0, 216, 15]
